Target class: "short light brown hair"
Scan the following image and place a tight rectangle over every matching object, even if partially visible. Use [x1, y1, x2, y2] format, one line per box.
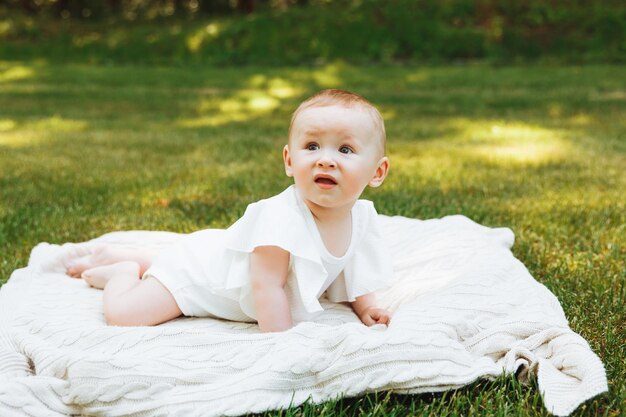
[288, 89, 386, 156]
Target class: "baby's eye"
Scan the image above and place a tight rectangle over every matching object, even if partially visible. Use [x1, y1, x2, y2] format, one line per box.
[339, 145, 354, 154]
[306, 143, 319, 151]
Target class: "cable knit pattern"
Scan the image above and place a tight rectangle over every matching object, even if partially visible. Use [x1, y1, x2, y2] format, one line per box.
[0, 215, 607, 416]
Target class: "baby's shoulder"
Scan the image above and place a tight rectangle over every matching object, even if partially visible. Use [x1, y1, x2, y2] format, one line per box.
[351, 199, 386, 248]
[354, 198, 376, 212]
[353, 198, 379, 225]
[227, 186, 305, 239]
[242, 186, 301, 221]
[224, 186, 321, 264]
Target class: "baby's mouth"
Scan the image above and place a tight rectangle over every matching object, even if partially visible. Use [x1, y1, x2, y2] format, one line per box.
[315, 178, 337, 185]
[314, 175, 338, 189]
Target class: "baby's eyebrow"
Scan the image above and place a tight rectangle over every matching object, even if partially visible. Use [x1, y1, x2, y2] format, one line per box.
[303, 128, 354, 141]
[303, 128, 324, 138]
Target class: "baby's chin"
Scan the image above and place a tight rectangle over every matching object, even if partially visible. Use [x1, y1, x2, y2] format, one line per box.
[299, 190, 357, 211]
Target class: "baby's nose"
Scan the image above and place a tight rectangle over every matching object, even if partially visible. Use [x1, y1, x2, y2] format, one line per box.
[316, 154, 336, 168]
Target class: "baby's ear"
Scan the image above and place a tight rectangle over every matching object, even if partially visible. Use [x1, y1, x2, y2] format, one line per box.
[283, 144, 293, 177]
[369, 156, 389, 188]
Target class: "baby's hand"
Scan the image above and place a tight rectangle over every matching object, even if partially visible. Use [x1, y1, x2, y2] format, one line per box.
[358, 307, 392, 327]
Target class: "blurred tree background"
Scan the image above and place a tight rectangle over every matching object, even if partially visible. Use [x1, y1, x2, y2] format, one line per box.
[1, 0, 624, 65]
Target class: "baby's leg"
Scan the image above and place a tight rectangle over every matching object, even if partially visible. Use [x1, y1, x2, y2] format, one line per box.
[67, 244, 158, 278]
[80, 262, 132, 290]
[90, 261, 182, 326]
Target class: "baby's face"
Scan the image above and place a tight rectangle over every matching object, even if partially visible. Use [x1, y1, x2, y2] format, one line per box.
[284, 105, 388, 211]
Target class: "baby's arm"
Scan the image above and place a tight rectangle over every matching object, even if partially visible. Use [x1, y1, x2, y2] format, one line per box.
[351, 292, 392, 326]
[250, 246, 292, 332]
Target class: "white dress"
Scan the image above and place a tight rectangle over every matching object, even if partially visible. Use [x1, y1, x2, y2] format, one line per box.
[142, 185, 392, 323]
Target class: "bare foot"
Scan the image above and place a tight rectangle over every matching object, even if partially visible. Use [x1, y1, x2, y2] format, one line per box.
[81, 261, 141, 290]
[67, 245, 156, 278]
[66, 244, 112, 278]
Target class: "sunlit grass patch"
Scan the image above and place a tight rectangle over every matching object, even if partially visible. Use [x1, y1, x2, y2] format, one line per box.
[312, 63, 344, 88]
[454, 119, 573, 166]
[179, 77, 302, 128]
[0, 119, 16, 131]
[185, 22, 222, 53]
[28, 115, 88, 132]
[0, 130, 43, 147]
[387, 120, 584, 202]
[0, 116, 88, 147]
[0, 64, 35, 83]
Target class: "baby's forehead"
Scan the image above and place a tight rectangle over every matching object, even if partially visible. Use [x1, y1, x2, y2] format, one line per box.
[293, 105, 376, 133]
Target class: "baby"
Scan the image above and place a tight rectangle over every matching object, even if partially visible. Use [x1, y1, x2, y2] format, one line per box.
[66, 89, 393, 332]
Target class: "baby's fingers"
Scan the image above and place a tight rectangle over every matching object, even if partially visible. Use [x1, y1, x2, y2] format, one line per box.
[359, 313, 377, 326]
[372, 310, 391, 325]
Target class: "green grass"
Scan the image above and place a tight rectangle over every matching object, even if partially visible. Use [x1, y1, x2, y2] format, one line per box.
[0, 62, 624, 416]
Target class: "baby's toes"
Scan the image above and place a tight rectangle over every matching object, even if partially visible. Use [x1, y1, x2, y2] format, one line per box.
[66, 257, 91, 277]
[66, 264, 80, 277]
[67, 268, 81, 278]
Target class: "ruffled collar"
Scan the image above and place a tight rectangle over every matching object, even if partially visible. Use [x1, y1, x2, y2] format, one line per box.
[291, 185, 359, 263]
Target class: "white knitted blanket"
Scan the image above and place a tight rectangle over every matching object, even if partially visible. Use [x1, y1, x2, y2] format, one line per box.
[0, 215, 607, 417]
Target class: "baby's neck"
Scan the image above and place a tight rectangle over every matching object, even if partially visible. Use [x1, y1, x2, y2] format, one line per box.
[304, 199, 354, 258]
[304, 199, 354, 224]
